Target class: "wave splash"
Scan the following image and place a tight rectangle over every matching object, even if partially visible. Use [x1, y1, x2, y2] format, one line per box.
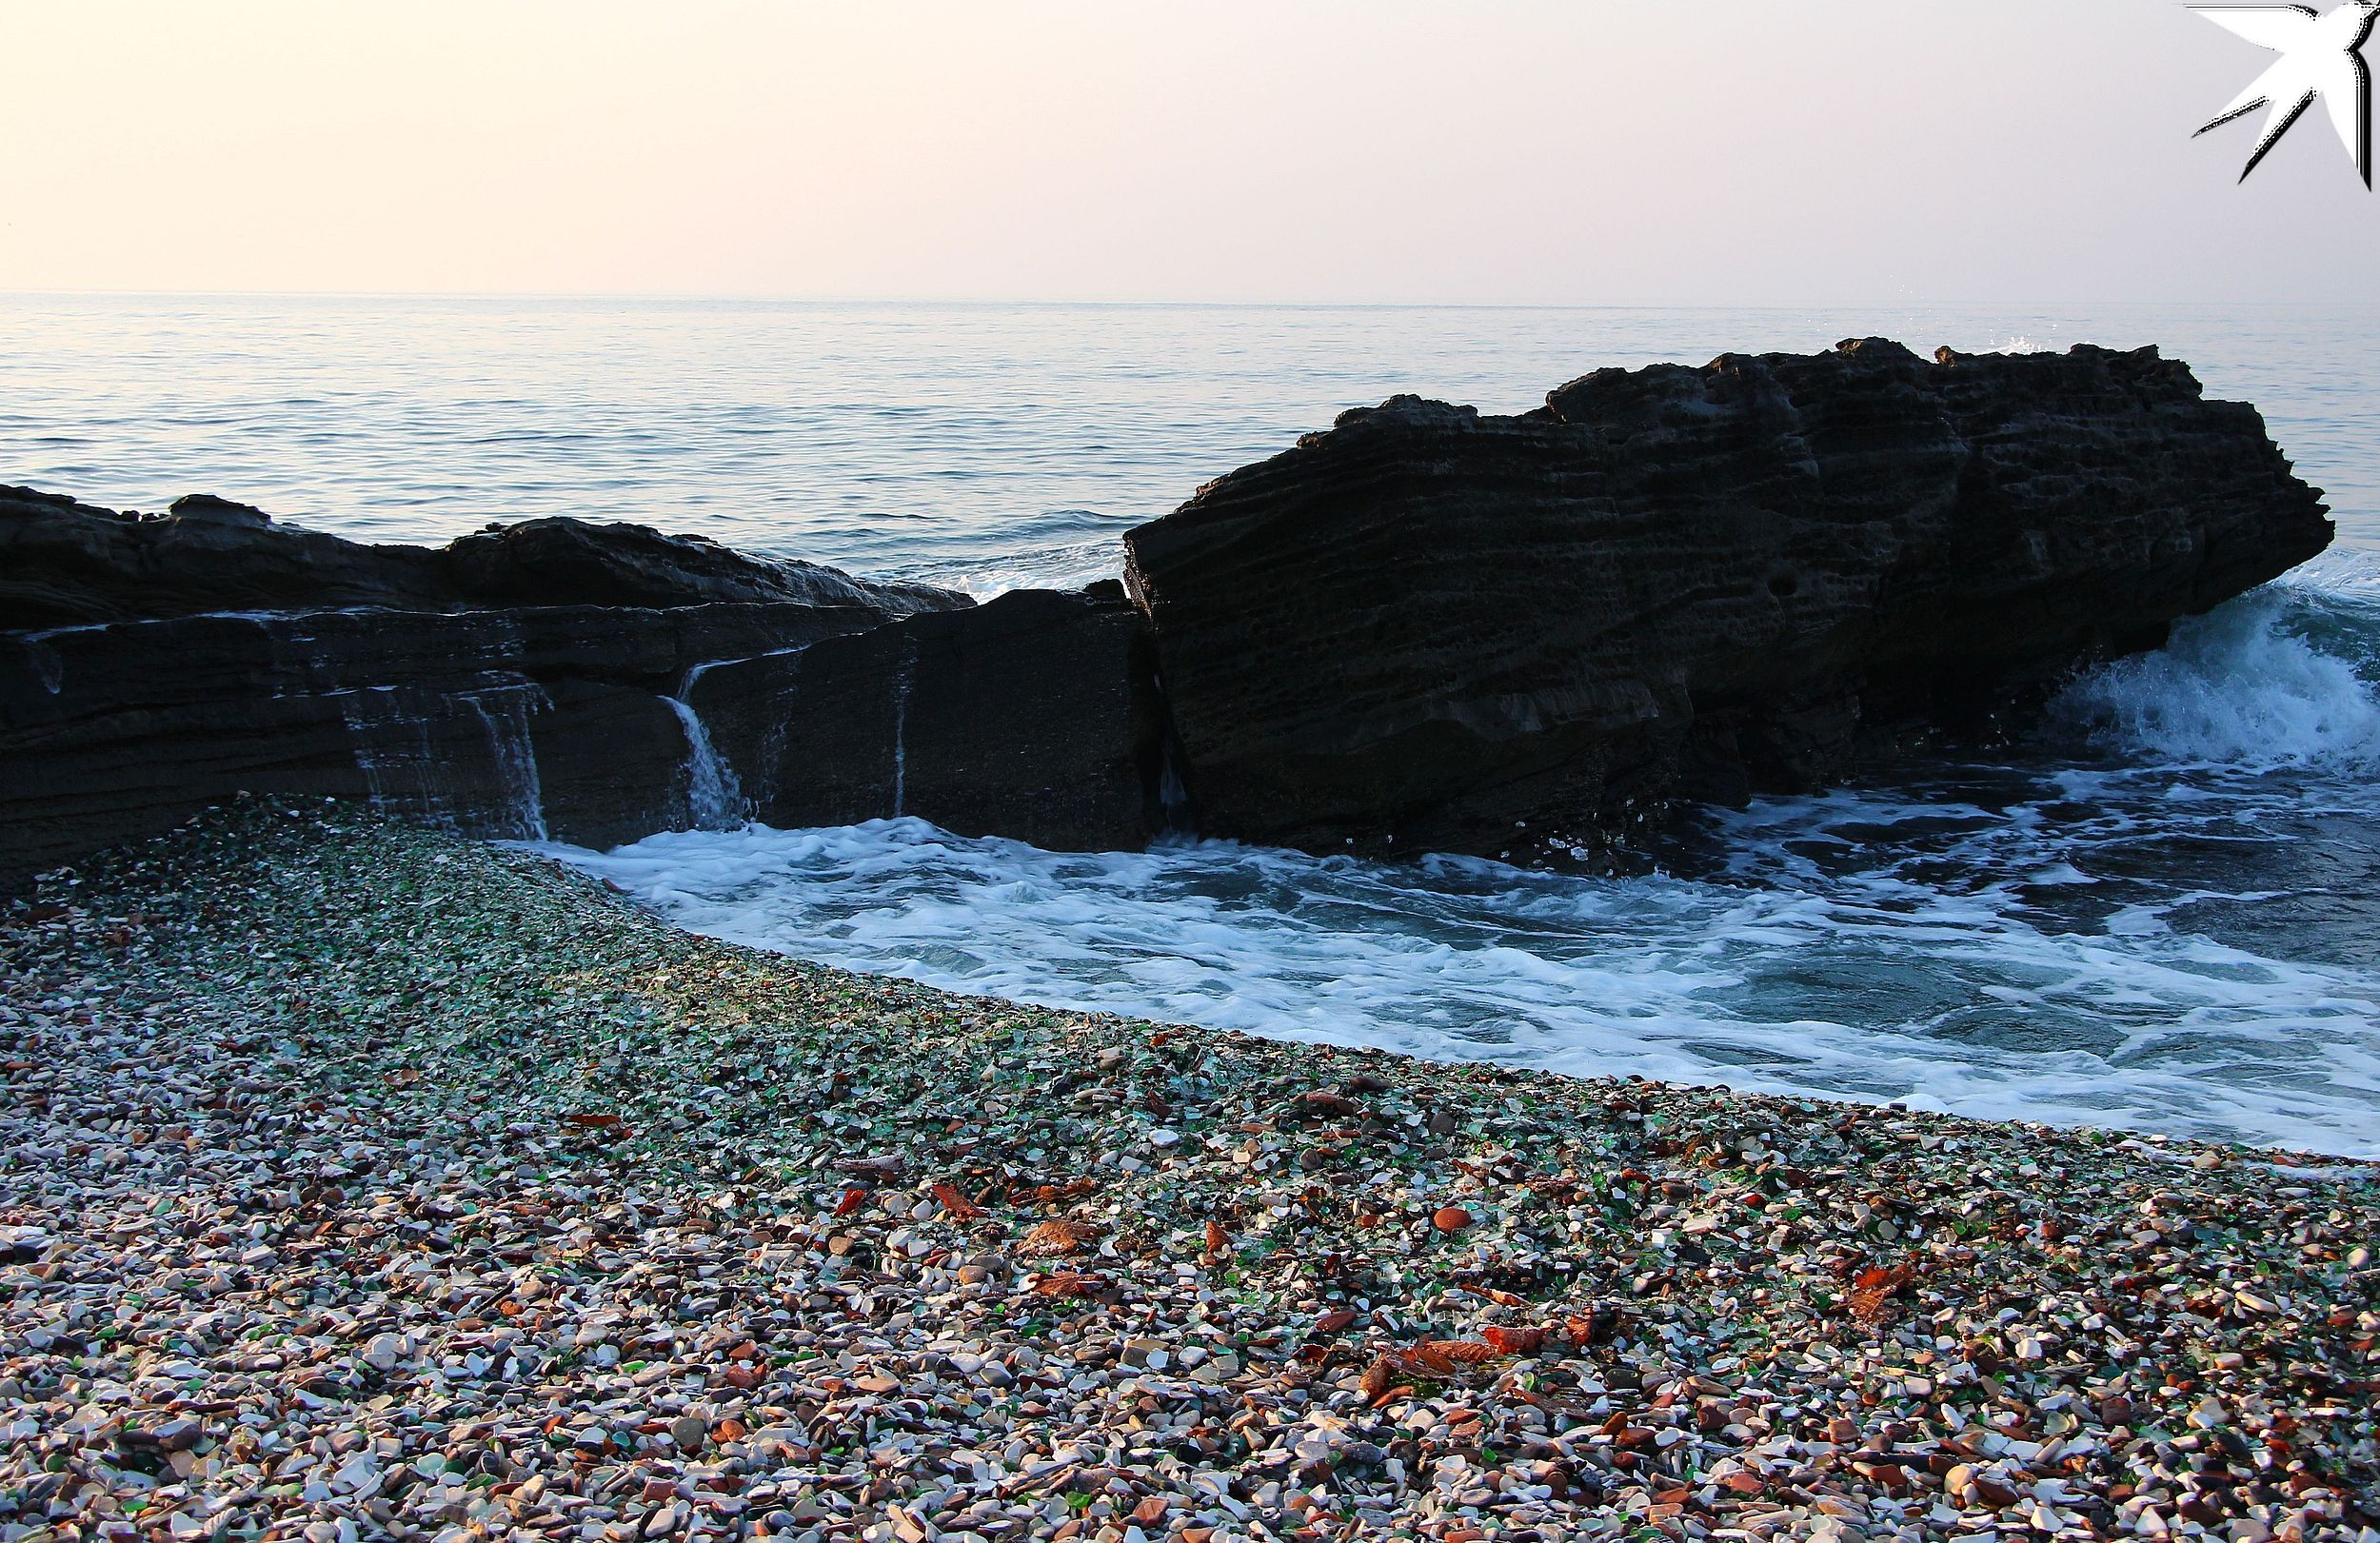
[2050, 576, 2380, 769]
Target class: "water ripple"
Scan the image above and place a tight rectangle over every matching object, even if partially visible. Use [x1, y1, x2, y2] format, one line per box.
[7, 297, 2372, 595]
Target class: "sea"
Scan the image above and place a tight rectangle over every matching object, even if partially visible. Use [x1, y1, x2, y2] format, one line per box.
[9, 294, 2379, 1157]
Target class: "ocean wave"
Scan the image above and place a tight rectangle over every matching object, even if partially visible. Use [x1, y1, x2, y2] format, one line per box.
[2048, 582, 2380, 770]
[911, 534, 1128, 598]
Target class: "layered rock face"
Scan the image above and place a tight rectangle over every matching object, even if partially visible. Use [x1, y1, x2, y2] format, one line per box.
[2, 603, 890, 875]
[687, 585, 1162, 853]
[1123, 341, 2334, 861]
[1, 492, 1158, 883]
[2, 339, 2336, 883]
[0, 485, 955, 628]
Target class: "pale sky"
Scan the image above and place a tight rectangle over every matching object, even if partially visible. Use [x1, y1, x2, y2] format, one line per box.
[2, 0, 2374, 304]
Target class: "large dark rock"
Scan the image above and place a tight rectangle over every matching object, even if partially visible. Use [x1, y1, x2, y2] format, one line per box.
[0, 485, 954, 629]
[4, 337, 2338, 884]
[0, 602, 924, 877]
[1, 486, 449, 625]
[687, 586, 1163, 853]
[0, 485, 1164, 884]
[1123, 340, 2334, 861]
[0, 488, 987, 883]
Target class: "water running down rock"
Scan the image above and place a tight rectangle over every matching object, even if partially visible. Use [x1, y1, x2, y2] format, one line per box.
[662, 695, 750, 831]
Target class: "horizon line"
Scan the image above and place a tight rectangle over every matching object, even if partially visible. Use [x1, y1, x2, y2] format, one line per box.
[9, 286, 2377, 311]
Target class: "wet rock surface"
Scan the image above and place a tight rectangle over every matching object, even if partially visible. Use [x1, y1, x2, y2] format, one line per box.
[692, 587, 1162, 854]
[0, 486, 959, 629]
[1122, 341, 2335, 861]
[1, 802, 2374, 1541]
[1, 491, 1173, 883]
[0, 602, 900, 874]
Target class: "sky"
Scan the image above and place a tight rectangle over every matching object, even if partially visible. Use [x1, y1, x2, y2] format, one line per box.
[2, 0, 2375, 305]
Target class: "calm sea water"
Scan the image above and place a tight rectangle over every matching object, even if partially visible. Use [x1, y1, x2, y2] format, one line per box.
[10, 295, 2380, 1154]
[8, 296, 2376, 589]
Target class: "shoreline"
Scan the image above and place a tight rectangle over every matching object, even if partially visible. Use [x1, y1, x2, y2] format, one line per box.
[546, 819, 2380, 1169]
[3, 801, 2375, 1541]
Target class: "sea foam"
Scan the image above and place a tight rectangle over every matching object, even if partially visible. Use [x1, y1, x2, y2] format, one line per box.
[2050, 580, 2380, 769]
[548, 573, 2380, 1159]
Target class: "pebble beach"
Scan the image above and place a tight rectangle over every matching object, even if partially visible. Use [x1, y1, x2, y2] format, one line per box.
[4, 800, 2375, 1543]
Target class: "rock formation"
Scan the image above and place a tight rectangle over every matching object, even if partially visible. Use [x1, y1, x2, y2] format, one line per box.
[1122, 341, 2334, 861]
[0, 485, 955, 629]
[687, 584, 1163, 853]
[1, 339, 2338, 884]
[0, 491, 1158, 883]
[2, 603, 878, 873]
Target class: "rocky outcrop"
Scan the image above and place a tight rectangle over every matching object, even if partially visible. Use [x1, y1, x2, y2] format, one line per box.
[2, 338, 2340, 884]
[0, 485, 954, 629]
[0, 602, 918, 877]
[442, 519, 958, 615]
[0, 488, 1171, 885]
[1123, 341, 2334, 861]
[686, 585, 1163, 853]
[0, 490, 999, 883]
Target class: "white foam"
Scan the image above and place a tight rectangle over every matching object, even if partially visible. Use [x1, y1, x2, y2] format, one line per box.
[2283, 544, 2380, 602]
[540, 568, 2380, 1161]
[2050, 590, 2380, 769]
[919, 537, 1126, 600]
[1985, 335, 2067, 355]
[549, 805, 2380, 1157]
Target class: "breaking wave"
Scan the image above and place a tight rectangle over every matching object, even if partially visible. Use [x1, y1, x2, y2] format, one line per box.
[2050, 569, 2380, 769]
